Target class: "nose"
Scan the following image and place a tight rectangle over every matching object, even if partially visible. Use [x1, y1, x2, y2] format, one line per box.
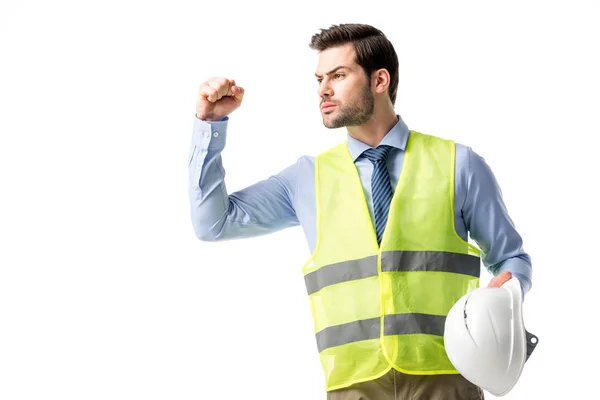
[318, 79, 333, 98]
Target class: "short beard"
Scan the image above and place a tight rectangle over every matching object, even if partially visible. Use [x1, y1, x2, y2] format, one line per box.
[322, 83, 375, 129]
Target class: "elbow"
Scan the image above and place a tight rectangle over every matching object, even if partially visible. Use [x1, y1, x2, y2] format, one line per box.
[190, 207, 223, 242]
[193, 225, 219, 242]
[195, 232, 216, 242]
[192, 217, 229, 242]
[190, 203, 230, 242]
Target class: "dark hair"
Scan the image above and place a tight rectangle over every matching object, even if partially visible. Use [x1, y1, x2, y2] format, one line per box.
[309, 23, 399, 105]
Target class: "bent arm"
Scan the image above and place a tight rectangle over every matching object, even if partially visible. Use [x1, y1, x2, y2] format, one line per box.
[188, 116, 299, 241]
[462, 147, 533, 297]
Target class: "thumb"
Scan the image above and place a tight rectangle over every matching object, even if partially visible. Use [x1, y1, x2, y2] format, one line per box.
[231, 85, 244, 100]
[487, 270, 512, 288]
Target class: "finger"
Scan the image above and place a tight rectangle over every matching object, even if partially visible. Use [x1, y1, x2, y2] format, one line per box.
[225, 82, 236, 97]
[487, 271, 512, 288]
[227, 79, 236, 96]
[207, 78, 231, 100]
[231, 85, 244, 99]
[218, 78, 237, 97]
[199, 85, 219, 102]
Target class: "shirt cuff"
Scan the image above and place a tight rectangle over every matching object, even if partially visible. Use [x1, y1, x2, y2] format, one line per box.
[192, 115, 229, 150]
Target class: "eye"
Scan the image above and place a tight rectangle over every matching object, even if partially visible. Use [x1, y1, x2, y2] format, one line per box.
[334, 73, 344, 79]
[316, 78, 322, 83]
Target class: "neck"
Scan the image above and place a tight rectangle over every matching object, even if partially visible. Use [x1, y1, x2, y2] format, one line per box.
[347, 104, 398, 147]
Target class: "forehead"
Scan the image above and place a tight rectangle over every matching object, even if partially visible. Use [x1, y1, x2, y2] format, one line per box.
[315, 43, 357, 74]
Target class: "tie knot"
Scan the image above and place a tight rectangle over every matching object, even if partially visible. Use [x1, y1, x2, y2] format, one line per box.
[362, 145, 392, 164]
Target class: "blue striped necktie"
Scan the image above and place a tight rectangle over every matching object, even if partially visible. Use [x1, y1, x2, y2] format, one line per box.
[361, 145, 393, 245]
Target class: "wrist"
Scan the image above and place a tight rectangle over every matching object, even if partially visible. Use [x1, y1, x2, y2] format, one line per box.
[196, 112, 225, 122]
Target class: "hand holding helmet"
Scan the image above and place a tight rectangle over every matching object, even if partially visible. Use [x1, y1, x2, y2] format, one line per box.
[444, 276, 539, 396]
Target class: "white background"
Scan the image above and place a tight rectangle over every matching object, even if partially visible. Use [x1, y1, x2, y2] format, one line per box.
[1, 0, 599, 399]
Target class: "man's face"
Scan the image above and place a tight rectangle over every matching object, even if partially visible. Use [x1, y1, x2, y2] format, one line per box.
[315, 43, 374, 129]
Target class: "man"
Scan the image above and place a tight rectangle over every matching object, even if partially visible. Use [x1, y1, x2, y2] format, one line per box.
[189, 23, 532, 400]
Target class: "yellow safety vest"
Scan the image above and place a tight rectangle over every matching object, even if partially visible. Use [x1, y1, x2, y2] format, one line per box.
[301, 131, 482, 391]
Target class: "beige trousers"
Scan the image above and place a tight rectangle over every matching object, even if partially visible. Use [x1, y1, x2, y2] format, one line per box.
[326, 368, 484, 400]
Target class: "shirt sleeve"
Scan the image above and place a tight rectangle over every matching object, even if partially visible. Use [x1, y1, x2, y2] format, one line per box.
[462, 146, 533, 297]
[188, 115, 299, 241]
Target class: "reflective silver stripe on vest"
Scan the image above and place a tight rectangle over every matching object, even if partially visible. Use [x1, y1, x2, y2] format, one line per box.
[305, 251, 479, 295]
[381, 251, 480, 277]
[315, 313, 447, 352]
[304, 255, 378, 295]
[315, 317, 380, 353]
[384, 313, 446, 337]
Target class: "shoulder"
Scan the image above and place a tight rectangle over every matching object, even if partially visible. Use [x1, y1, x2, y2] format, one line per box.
[273, 155, 314, 183]
[453, 142, 487, 175]
[294, 154, 315, 171]
[316, 141, 347, 158]
[452, 142, 499, 191]
[274, 155, 314, 189]
[266, 155, 315, 207]
[410, 131, 490, 176]
[453, 142, 492, 171]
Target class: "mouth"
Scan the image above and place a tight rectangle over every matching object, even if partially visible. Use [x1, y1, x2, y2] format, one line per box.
[321, 104, 336, 111]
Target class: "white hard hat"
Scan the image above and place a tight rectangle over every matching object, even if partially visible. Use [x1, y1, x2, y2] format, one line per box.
[444, 277, 538, 397]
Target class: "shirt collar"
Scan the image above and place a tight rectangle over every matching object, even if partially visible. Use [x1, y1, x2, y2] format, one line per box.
[346, 114, 410, 162]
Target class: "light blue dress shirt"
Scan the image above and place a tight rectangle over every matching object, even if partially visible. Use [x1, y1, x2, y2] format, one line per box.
[188, 114, 532, 296]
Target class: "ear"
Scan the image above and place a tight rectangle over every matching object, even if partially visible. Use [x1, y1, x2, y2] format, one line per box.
[372, 68, 391, 95]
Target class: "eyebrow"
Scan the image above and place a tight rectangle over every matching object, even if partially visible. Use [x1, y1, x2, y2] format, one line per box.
[315, 66, 349, 78]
